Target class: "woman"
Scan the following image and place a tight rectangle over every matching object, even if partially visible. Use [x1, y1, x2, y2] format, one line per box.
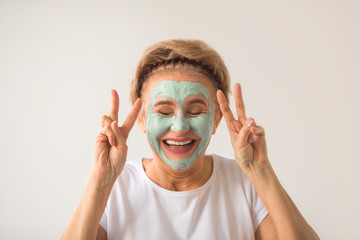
[62, 39, 319, 239]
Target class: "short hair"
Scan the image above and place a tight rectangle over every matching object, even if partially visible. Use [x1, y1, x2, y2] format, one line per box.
[130, 39, 231, 104]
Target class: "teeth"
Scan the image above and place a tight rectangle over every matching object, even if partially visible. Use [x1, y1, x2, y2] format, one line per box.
[165, 140, 192, 146]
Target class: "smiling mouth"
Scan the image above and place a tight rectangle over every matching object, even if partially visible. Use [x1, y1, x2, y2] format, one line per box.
[161, 138, 197, 154]
[163, 139, 195, 147]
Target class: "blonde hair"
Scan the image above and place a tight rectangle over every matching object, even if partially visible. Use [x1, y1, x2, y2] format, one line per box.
[130, 39, 231, 104]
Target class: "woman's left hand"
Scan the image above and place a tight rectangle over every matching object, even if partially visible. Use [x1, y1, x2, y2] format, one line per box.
[217, 83, 271, 177]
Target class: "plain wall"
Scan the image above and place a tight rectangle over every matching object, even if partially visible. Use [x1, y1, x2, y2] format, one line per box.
[1, 0, 359, 239]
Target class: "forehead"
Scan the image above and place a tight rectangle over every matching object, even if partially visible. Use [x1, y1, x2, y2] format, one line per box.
[151, 80, 210, 103]
[142, 70, 216, 102]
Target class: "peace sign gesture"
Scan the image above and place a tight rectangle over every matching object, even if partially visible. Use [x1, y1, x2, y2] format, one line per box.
[94, 90, 142, 181]
[217, 83, 270, 175]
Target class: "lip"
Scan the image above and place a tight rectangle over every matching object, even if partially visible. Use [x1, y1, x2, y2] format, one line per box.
[164, 137, 193, 142]
[161, 138, 197, 154]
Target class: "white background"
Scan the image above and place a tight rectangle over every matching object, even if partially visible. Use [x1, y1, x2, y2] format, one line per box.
[1, 0, 359, 239]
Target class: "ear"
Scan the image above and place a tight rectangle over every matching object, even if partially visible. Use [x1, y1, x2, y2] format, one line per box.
[212, 111, 223, 135]
[136, 110, 147, 134]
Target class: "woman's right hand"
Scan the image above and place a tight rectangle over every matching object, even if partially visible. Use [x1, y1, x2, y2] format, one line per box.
[93, 89, 142, 183]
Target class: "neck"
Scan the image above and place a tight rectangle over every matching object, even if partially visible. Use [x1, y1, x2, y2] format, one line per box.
[143, 154, 213, 191]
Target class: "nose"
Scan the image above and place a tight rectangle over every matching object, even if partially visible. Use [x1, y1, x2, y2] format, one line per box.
[170, 113, 190, 132]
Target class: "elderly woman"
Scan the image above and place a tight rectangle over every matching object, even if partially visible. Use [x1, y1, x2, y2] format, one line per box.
[62, 40, 319, 239]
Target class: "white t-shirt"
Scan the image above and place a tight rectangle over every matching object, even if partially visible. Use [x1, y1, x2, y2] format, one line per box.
[100, 154, 268, 240]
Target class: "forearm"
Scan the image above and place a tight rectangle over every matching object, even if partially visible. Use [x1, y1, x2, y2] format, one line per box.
[61, 171, 115, 240]
[246, 165, 319, 240]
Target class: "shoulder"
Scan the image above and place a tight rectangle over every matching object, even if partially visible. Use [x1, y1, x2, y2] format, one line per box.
[212, 154, 237, 167]
[212, 154, 248, 180]
[211, 154, 267, 213]
[211, 154, 255, 193]
[112, 157, 144, 186]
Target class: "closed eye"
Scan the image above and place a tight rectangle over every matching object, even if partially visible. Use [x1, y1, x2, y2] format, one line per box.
[188, 111, 203, 116]
[186, 105, 208, 117]
[159, 111, 174, 116]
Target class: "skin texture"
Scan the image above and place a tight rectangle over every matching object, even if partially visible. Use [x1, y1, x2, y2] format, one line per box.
[146, 80, 214, 170]
[61, 69, 319, 240]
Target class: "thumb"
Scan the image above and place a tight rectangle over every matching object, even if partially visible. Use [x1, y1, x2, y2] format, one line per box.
[238, 118, 255, 147]
[111, 121, 122, 146]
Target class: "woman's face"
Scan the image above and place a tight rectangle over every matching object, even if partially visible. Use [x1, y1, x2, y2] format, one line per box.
[139, 70, 221, 170]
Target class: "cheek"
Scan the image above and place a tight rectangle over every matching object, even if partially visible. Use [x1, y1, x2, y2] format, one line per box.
[189, 114, 214, 139]
[146, 113, 172, 139]
[146, 111, 214, 142]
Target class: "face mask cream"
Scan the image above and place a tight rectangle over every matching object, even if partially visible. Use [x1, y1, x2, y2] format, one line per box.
[146, 80, 214, 170]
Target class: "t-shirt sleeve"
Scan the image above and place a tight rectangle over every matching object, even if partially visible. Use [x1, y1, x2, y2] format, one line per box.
[250, 185, 269, 231]
[99, 205, 108, 231]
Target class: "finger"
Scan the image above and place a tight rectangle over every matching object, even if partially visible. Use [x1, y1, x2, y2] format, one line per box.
[109, 89, 119, 122]
[100, 124, 117, 146]
[249, 133, 256, 144]
[121, 98, 142, 136]
[111, 120, 121, 146]
[217, 90, 236, 129]
[249, 125, 265, 144]
[95, 132, 108, 144]
[238, 117, 256, 146]
[234, 83, 246, 123]
[101, 115, 113, 128]
[251, 125, 265, 136]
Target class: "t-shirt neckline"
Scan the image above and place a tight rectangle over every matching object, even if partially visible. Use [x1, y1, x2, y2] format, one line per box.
[138, 154, 218, 196]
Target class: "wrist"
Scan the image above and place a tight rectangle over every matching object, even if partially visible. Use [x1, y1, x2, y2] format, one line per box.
[239, 159, 276, 183]
[89, 169, 118, 193]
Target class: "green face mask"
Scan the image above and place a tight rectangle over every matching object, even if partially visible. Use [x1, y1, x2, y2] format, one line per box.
[146, 80, 214, 170]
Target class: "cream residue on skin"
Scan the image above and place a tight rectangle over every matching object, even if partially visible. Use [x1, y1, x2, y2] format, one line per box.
[146, 80, 214, 170]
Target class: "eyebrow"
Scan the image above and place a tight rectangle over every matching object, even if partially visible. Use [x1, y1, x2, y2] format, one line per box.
[153, 100, 176, 107]
[186, 99, 208, 107]
[153, 98, 208, 107]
